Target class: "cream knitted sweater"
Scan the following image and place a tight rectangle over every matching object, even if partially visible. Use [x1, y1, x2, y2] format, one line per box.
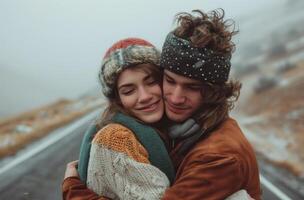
[87, 123, 170, 200]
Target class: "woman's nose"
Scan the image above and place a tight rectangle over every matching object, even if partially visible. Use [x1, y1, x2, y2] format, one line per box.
[138, 86, 153, 103]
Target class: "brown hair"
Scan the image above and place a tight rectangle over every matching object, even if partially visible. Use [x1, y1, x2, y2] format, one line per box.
[96, 63, 163, 129]
[197, 81, 241, 130]
[174, 9, 241, 130]
[174, 9, 238, 55]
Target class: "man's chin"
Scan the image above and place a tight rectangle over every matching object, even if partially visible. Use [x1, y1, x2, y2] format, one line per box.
[166, 110, 189, 122]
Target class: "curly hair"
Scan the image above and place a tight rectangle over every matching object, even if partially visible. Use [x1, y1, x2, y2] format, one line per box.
[197, 80, 241, 130]
[174, 9, 238, 55]
[173, 9, 241, 130]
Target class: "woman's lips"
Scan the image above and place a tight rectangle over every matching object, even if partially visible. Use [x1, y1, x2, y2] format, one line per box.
[137, 100, 160, 112]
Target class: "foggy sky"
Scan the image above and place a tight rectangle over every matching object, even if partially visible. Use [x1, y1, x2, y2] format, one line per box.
[0, 0, 284, 117]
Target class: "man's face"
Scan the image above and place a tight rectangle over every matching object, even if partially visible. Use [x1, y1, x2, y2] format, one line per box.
[163, 70, 204, 122]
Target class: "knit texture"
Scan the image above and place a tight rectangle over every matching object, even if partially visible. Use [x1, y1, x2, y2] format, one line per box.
[112, 113, 175, 183]
[92, 124, 150, 164]
[98, 38, 161, 98]
[225, 190, 250, 200]
[77, 112, 175, 184]
[160, 32, 231, 84]
[87, 124, 170, 200]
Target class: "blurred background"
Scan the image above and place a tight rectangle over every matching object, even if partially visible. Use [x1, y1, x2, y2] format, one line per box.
[0, 0, 303, 199]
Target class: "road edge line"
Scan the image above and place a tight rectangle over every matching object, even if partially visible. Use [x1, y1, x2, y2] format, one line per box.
[0, 109, 100, 175]
[260, 174, 292, 200]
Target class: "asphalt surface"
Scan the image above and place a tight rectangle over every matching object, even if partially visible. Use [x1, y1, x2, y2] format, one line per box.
[0, 119, 89, 200]
[0, 114, 302, 200]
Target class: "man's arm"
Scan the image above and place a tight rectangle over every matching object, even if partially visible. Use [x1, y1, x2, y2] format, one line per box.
[62, 177, 108, 200]
[162, 153, 245, 200]
[62, 160, 108, 200]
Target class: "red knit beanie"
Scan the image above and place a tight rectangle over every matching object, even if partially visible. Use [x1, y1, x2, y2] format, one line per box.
[99, 38, 160, 98]
[103, 38, 154, 58]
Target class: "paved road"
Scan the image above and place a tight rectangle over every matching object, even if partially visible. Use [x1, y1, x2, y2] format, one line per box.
[0, 117, 90, 200]
[0, 113, 302, 200]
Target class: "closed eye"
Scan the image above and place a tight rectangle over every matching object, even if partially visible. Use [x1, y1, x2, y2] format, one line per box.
[119, 86, 135, 96]
[164, 75, 175, 84]
[146, 76, 157, 85]
[120, 89, 134, 95]
[187, 86, 201, 91]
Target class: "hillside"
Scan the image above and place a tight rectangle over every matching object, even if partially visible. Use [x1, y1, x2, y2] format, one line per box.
[235, 59, 304, 177]
[0, 95, 104, 158]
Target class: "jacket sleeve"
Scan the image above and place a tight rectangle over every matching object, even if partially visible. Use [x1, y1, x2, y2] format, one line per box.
[161, 153, 245, 200]
[62, 177, 108, 200]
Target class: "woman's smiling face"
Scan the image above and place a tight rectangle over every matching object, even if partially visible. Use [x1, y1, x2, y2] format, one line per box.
[117, 63, 164, 123]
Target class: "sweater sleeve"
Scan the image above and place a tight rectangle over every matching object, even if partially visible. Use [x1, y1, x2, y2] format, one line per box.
[161, 153, 246, 200]
[87, 124, 170, 200]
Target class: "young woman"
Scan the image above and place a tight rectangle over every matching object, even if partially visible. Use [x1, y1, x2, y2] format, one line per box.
[63, 38, 175, 200]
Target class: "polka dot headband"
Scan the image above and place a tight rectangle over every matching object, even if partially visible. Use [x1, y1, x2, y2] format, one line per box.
[160, 32, 231, 84]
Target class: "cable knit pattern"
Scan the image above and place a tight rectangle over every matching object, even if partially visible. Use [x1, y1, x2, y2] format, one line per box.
[87, 123, 170, 200]
[92, 124, 150, 164]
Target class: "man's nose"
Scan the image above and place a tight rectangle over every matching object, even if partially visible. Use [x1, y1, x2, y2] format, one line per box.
[170, 86, 186, 105]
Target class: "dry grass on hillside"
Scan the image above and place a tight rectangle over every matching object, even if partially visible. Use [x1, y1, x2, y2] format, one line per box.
[0, 97, 103, 158]
[239, 64, 304, 176]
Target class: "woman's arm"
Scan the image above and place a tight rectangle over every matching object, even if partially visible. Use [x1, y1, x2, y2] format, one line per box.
[86, 124, 170, 199]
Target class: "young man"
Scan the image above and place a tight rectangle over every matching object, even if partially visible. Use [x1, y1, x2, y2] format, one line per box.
[62, 9, 261, 200]
[158, 9, 261, 199]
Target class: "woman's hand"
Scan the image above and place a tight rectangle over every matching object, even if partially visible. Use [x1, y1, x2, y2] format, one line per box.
[64, 160, 79, 179]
